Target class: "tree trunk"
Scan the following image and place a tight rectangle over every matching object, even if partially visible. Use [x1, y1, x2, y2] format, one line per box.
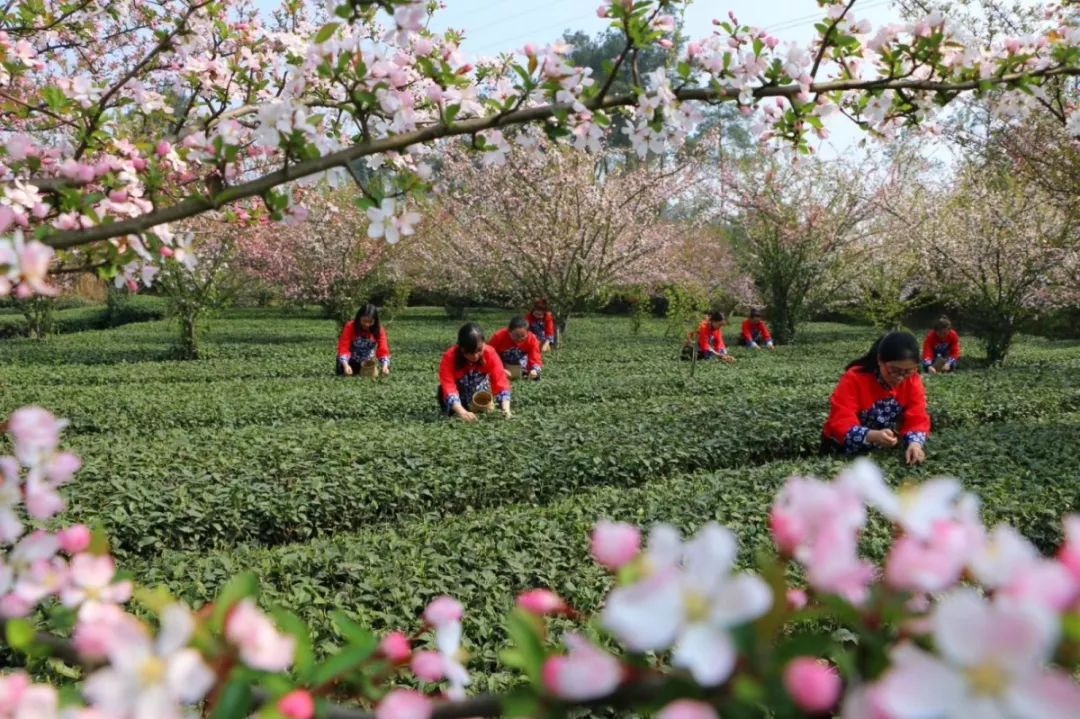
[983, 321, 1015, 366]
[177, 312, 200, 359]
[770, 304, 797, 345]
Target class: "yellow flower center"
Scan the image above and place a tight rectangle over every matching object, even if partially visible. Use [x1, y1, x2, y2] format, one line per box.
[965, 662, 1007, 696]
[683, 591, 710, 623]
[139, 656, 166, 686]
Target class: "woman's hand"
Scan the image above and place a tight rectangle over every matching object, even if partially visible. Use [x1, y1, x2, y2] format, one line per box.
[453, 405, 478, 422]
[868, 429, 899, 448]
[343, 363, 353, 376]
[381, 365, 390, 376]
[541, 342, 551, 352]
[906, 443, 926, 465]
[501, 400, 512, 419]
[528, 369, 539, 380]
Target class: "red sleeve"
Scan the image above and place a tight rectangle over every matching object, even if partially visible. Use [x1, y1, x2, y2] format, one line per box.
[488, 328, 508, 354]
[527, 332, 543, 369]
[697, 322, 711, 353]
[741, 319, 753, 343]
[545, 312, 556, 339]
[438, 348, 459, 399]
[922, 332, 935, 361]
[376, 327, 390, 360]
[759, 321, 772, 342]
[716, 328, 727, 351]
[485, 346, 511, 396]
[949, 330, 961, 359]
[824, 369, 865, 443]
[337, 320, 356, 357]
[899, 375, 931, 436]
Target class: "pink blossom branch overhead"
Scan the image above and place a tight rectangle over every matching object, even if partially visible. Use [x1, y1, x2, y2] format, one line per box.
[1, 0, 1080, 296]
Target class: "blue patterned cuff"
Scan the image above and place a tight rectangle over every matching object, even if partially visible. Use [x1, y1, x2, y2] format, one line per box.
[446, 394, 461, 407]
[748, 341, 759, 349]
[845, 425, 871, 453]
[903, 431, 927, 448]
[529, 364, 542, 373]
[380, 357, 390, 367]
[765, 340, 774, 348]
[922, 359, 932, 368]
[946, 358, 957, 369]
[339, 355, 350, 363]
[495, 390, 511, 403]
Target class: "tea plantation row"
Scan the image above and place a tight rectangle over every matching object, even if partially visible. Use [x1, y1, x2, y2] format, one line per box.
[2, 307, 1078, 691]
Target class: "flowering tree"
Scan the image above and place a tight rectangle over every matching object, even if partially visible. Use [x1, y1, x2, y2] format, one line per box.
[154, 227, 241, 359]
[234, 186, 394, 326]
[409, 139, 703, 335]
[2, 409, 1079, 717]
[916, 168, 1080, 365]
[2, 0, 1080, 298]
[716, 156, 891, 345]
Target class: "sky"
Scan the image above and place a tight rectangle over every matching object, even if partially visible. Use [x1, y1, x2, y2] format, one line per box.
[426, 0, 910, 158]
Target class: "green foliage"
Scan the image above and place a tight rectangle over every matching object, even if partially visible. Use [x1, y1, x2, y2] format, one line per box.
[2, 309, 1078, 692]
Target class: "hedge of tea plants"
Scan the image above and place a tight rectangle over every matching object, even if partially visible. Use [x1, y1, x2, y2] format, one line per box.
[2, 308, 1078, 690]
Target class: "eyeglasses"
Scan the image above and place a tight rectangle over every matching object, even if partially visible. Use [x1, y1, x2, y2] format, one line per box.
[884, 363, 919, 378]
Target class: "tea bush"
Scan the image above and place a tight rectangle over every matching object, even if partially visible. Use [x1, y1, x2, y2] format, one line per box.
[2, 307, 1078, 691]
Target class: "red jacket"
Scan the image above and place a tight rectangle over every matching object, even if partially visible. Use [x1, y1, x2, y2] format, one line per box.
[337, 322, 390, 362]
[528, 311, 556, 343]
[923, 329, 961, 362]
[823, 367, 931, 450]
[697, 320, 727, 355]
[489, 327, 543, 371]
[438, 344, 511, 404]
[741, 318, 772, 344]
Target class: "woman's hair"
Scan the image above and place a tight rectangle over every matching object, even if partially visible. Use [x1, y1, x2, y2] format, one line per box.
[934, 315, 952, 332]
[531, 298, 549, 312]
[707, 309, 726, 323]
[749, 307, 763, 319]
[508, 316, 528, 331]
[455, 322, 486, 368]
[846, 331, 920, 372]
[353, 303, 381, 337]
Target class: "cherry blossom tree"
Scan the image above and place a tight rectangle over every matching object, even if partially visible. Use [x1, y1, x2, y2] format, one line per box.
[408, 138, 704, 335]
[1, 0, 1079, 299]
[234, 186, 395, 326]
[716, 155, 894, 345]
[915, 167, 1080, 365]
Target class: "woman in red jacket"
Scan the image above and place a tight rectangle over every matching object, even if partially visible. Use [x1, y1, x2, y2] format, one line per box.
[741, 307, 775, 350]
[822, 331, 930, 465]
[337, 304, 391, 376]
[922, 315, 961, 374]
[527, 298, 557, 352]
[489, 316, 543, 380]
[694, 310, 736, 363]
[437, 323, 512, 421]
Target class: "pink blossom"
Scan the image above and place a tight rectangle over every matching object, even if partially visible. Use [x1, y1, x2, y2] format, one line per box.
[376, 690, 432, 719]
[380, 631, 412, 663]
[410, 650, 445, 682]
[73, 603, 145, 661]
[786, 588, 808, 610]
[1058, 515, 1080, 581]
[1000, 559, 1080, 611]
[590, 520, 641, 569]
[61, 553, 132, 609]
[278, 689, 315, 719]
[225, 598, 295, 672]
[542, 633, 622, 701]
[656, 699, 719, 719]
[784, 658, 842, 713]
[885, 519, 974, 593]
[423, 595, 463, 627]
[516, 588, 567, 616]
[8, 406, 63, 463]
[873, 589, 1080, 718]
